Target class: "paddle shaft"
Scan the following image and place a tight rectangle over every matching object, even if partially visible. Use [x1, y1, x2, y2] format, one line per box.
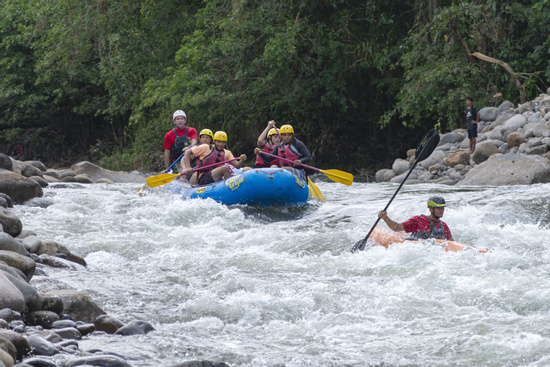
[165, 151, 185, 173]
[192, 157, 239, 172]
[353, 157, 422, 252]
[262, 152, 317, 171]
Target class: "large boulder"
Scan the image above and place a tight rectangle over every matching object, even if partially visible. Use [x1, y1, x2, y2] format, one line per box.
[0, 251, 35, 281]
[0, 233, 28, 256]
[0, 273, 25, 312]
[0, 172, 43, 204]
[458, 154, 550, 185]
[44, 290, 105, 323]
[439, 132, 465, 145]
[71, 161, 146, 183]
[479, 107, 499, 121]
[0, 155, 12, 172]
[0, 210, 22, 238]
[472, 142, 500, 164]
[444, 151, 470, 167]
[507, 132, 524, 148]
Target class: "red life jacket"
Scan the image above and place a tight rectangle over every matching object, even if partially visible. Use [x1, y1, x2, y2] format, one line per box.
[278, 141, 302, 167]
[196, 146, 225, 170]
[254, 143, 276, 167]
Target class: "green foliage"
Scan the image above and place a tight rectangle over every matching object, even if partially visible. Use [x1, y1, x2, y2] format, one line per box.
[1, 0, 549, 169]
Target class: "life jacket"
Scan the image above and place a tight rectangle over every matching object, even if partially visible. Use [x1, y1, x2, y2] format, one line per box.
[277, 140, 302, 167]
[254, 142, 275, 167]
[169, 127, 191, 162]
[196, 145, 225, 172]
[410, 215, 447, 240]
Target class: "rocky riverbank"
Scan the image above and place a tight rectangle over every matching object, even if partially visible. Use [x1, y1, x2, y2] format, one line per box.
[375, 90, 550, 186]
[0, 157, 228, 367]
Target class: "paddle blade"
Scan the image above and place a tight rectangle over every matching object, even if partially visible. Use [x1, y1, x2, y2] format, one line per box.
[146, 173, 180, 188]
[307, 178, 327, 202]
[319, 169, 353, 186]
[415, 129, 440, 162]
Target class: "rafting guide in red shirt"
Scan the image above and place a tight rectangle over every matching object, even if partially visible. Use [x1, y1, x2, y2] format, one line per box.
[163, 110, 198, 171]
[377, 196, 453, 241]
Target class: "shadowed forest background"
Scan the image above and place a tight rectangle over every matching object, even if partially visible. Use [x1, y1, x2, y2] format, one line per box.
[1, 0, 549, 175]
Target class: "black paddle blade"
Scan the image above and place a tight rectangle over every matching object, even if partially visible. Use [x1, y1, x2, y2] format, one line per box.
[415, 129, 440, 162]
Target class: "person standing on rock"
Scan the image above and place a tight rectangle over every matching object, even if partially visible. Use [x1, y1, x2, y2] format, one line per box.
[466, 96, 480, 154]
[164, 110, 198, 171]
[377, 196, 454, 240]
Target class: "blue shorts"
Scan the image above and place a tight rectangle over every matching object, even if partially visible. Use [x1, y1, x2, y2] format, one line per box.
[467, 128, 478, 138]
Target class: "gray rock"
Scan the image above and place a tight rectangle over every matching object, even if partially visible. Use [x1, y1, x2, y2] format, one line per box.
[44, 290, 105, 323]
[71, 175, 93, 184]
[0, 348, 13, 367]
[23, 161, 46, 172]
[0, 273, 25, 312]
[458, 153, 550, 185]
[0, 155, 13, 172]
[115, 320, 155, 336]
[0, 329, 30, 361]
[75, 323, 95, 336]
[173, 361, 229, 367]
[525, 145, 548, 155]
[479, 107, 499, 121]
[50, 327, 81, 340]
[0, 210, 23, 238]
[391, 159, 410, 176]
[0, 309, 20, 323]
[51, 320, 76, 329]
[2, 272, 41, 312]
[0, 336, 17, 364]
[25, 311, 60, 329]
[0, 172, 43, 204]
[40, 296, 63, 314]
[71, 161, 146, 184]
[439, 132, 465, 145]
[0, 251, 36, 281]
[29, 176, 48, 188]
[498, 100, 514, 112]
[472, 143, 500, 164]
[93, 315, 124, 334]
[22, 236, 42, 254]
[14, 357, 58, 367]
[64, 355, 131, 367]
[21, 165, 43, 179]
[0, 194, 12, 209]
[25, 335, 58, 357]
[0, 233, 27, 255]
[419, 150, 446, 169]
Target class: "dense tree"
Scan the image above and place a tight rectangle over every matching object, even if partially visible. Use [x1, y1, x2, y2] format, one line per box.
[0, 0, 548, 171]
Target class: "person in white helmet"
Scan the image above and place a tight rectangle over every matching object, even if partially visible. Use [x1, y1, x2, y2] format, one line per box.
[163, 110, 198, 170]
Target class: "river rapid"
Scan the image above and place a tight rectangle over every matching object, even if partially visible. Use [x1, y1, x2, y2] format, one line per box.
[12, 176, 550, 367]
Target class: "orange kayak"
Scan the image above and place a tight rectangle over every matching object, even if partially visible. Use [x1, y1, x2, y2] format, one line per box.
[369, 228, 488, 253]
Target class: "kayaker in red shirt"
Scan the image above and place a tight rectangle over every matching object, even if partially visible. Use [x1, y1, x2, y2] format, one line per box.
[377, 196, 453, 240]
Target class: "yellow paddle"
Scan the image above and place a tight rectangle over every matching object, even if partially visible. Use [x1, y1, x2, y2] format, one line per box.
[145, 158, 239, 188]
[307, 178, 326, 202]
[261, 152, 353, 186]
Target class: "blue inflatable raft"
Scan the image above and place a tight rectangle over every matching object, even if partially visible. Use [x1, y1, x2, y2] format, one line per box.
[166, 168, 311, 206]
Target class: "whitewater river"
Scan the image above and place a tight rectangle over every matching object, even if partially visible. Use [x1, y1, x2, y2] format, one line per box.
[12, 176, 550, 367]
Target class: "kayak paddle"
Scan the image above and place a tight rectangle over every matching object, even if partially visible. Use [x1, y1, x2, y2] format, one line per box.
[351, 129, 440, 253]
[307, 177, 327, 202]
[260, 152, 353, 186]
[146, 158, 239, 188]
[138, 151, 186, 193]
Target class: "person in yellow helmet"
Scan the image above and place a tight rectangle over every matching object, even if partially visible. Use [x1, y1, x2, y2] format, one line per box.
[198, 129, 214, 145]
[377, 196, 454, 240]
[254, 120, 281, 168]
[254, 123, 312, 180]
[182, 131, 247, 184]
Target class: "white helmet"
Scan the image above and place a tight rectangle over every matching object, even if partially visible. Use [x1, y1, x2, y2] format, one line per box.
[173, 110, 187, 120]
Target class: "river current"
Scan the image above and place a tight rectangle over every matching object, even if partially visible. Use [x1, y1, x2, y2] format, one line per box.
[12, 176, 550, 366]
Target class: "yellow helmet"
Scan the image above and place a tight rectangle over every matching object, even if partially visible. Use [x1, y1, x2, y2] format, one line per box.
[279, 124, 294, 134]
[199, 129, 214, 139]
[213, 131, 228, 142]
[267, 128, 278, 138]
